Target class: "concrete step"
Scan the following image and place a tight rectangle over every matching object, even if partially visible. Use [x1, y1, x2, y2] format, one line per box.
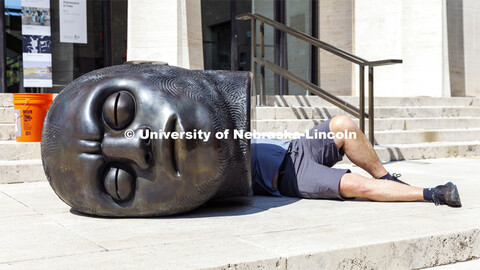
[0, 94, 13, 107]
[0, 159, 46, 184]
[0, 142, 477, 184]
[2, 142, 475, 184]
[256, 106, 480, 120]
[0, 124, 16, 141]
[1, 158, 479, 269]
[253, 126, 480, 146]
[0, 141, 41, 160]
[350, 141, 480, 163]
[266, 95, 480, 107]
[253, 124, 480, 144]
[430, 259, 480, 269]
[371, 129, 480, 144]
[0, 107, 14, 124]
[254, 117, 480, 132]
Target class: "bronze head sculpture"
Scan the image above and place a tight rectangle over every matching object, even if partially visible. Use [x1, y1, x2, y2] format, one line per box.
[41, 64, 252, 217]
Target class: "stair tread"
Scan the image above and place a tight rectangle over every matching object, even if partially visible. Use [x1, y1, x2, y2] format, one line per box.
[375, 140, 480, 148]
[0, 159, 43, 165]
[258, 106, 480, 109]
[373, 128, 480, 133]
[273, 95, 480, 99]
[256, 116, 480, 121]
[0, 140, 40, 144]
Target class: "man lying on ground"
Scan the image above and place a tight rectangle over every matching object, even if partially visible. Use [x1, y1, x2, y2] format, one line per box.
[251, 115, 462, 207]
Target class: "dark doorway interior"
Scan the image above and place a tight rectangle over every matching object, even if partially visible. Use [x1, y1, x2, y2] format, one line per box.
[201, 0, 252, 72]
[201, 0, 318, 96]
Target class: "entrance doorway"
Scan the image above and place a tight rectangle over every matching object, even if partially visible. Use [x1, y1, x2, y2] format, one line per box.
[201, 0, 318, 95]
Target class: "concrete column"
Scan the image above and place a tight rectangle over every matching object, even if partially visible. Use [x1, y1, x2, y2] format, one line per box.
[185, 0, 204, 70]
[127, 0, 204, 69]
[353, 0, 402, 97]
[354, 0, 445, 97]
[446, 0, 480, 97]
[318, 0, 354, 96]
[461, 0, 480, 97]
[447, 0, 465, 97]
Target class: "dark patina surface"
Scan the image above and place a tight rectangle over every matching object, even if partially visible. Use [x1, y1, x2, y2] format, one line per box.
[41, 64, 251, 217]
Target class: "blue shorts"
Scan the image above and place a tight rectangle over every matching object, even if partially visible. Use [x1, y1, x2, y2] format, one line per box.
[277, 119, 350, 199]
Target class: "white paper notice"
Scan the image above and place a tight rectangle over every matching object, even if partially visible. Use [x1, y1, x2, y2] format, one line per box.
[59, 0, 87, 44]
[21, 0, 52, 88]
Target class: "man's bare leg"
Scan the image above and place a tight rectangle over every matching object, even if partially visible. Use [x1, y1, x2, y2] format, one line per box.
[330, 116, 462, 207]
[329, 115, 388, 179]
[339, 173, 424, 201]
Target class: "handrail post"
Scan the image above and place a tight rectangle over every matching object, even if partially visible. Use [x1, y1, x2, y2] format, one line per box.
[359, 66, 365, 133]
[260, 22, 266, 106]
[251, 18, 258, 105]
[368, 66, 374, 145]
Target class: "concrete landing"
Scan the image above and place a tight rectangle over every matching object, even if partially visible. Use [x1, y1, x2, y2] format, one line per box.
[1, 158, 479, 269]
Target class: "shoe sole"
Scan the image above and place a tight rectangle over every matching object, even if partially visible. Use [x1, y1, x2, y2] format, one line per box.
[447, 182, 462, 207]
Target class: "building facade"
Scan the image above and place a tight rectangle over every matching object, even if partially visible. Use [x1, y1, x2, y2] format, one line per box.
[128, 0, 480, 98]
[1, 0, 127, 93]
[2, 0, 479, 97]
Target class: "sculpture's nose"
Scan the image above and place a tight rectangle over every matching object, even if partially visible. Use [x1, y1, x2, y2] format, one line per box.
[102, 128, 153, 169]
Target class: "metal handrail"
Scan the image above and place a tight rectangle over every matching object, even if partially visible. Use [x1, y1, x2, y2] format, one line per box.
[255, 58, 362, 118]
[237, 12, 402, 145]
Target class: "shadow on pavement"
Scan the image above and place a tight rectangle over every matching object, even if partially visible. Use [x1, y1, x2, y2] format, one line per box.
[70, 195, 301, 219]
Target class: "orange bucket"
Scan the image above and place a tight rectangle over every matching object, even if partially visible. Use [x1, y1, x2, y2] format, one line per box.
[13, 93, 53, 142]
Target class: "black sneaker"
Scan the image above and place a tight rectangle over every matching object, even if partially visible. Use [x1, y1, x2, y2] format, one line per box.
[431, 182, 462, 207]
[391, 173, 410, 186]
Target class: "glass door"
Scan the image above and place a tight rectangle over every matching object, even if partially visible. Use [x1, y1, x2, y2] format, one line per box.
[252, 0, 315, 95]
[285, 0, 313, 95]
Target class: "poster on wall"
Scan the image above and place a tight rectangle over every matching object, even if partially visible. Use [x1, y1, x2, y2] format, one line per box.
[22, 54, 52, 87]
[21, 0, 52, 88]
[59, 0, 87, 44]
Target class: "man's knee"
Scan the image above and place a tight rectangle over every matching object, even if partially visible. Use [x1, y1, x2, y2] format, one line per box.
[330, 115, 358, 134]
[339, 173, 371, 197]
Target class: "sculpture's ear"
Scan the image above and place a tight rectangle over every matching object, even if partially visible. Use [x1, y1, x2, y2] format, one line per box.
[199, 70, 254, 198]
[205, 70, 253, 132]
[202, 70, 251, 96]
[201, 70, 253, 122]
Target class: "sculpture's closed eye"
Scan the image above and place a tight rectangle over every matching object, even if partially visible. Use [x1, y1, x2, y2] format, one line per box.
[101, 91, 138, 202]
[104, 167, 135, 201]
[102, 91, 136, 130]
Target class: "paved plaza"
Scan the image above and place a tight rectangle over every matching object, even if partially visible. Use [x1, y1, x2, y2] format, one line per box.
[1, 158, 480, 269]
